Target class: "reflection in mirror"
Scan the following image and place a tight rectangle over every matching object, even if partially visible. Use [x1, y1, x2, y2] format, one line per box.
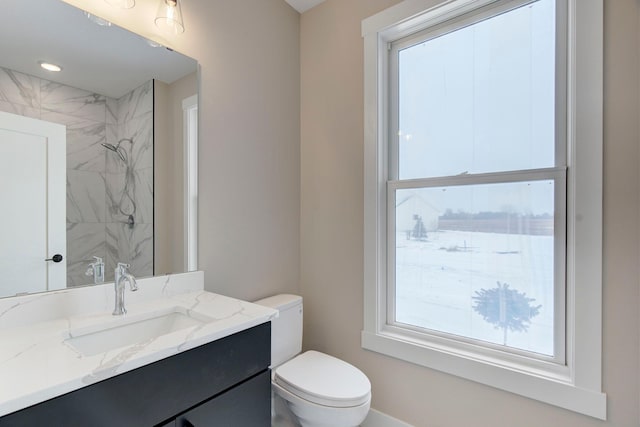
[0, 0, 198, 298]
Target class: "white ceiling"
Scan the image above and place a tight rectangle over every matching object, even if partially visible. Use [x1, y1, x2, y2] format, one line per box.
[284, 0, 326, 13]
[2, 0, 196, 99]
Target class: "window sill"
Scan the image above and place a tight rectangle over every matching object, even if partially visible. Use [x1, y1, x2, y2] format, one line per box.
[361, 330, 606, 419]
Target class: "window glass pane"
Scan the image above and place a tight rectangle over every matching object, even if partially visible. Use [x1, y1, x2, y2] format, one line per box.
[397, 0, 556, 179]
[394, 180, 555, 355]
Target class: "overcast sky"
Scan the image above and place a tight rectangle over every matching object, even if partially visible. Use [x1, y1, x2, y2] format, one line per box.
[396, 0, 556, 215]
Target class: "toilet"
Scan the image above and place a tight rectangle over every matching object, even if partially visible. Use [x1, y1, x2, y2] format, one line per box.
[254, 294, 371, 427]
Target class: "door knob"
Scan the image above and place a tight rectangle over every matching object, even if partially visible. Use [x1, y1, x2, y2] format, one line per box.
[45, 254, 63, 263]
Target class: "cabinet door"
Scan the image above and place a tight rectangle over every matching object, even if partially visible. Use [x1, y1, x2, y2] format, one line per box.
[176, 371, 271, 427]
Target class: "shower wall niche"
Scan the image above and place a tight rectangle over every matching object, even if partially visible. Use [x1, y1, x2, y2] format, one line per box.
[0, 67, 154, 286]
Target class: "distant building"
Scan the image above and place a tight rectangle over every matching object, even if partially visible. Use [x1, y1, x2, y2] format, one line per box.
[395, 192, 440, 237]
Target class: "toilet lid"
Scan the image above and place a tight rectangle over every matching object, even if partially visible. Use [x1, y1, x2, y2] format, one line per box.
[274, 350, 371, 408]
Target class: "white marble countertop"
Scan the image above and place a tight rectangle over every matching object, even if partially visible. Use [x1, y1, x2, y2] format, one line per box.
[0, 290, 277, 417]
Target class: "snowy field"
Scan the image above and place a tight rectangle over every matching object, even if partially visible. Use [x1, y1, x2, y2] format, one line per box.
[395, 229, 554, 356]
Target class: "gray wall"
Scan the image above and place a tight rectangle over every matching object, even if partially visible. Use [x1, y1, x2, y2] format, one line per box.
[181, 0, 301, 300]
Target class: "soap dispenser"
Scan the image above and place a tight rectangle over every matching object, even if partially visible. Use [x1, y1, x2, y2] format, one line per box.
[85, 256, 105, 284]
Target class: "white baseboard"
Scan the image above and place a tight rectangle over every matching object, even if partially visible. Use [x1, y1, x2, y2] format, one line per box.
[362, 409, 414, 427]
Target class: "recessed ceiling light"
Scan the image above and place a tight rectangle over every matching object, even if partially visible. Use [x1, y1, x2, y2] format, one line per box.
[39, 61, 62, 72]
[145, 38, 163, 48]
[105, 0, 135, 9]
[84, 12, 112, 27]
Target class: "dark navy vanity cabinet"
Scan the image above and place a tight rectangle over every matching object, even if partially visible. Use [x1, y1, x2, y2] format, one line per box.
[0, 323, 271, 427]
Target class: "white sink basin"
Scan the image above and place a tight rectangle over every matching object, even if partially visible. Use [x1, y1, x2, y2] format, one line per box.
[64, 308, 212, 356]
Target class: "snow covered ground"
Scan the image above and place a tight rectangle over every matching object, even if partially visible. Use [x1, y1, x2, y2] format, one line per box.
[395, 229, 554, 356]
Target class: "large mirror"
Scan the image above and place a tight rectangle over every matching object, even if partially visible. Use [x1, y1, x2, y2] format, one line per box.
[0, 0, 198, 298]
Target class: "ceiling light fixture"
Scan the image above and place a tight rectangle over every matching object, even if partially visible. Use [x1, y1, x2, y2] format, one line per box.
[39, 61, 62, 72]
[104, 0, 135, 9]
[155, 0, 185, 34]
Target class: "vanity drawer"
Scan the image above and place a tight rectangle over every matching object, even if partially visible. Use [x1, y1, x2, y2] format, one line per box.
[175, 370, 271, 426]
[0, 322, 270, 427]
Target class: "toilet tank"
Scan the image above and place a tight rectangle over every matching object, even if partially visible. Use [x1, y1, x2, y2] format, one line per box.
[254, 294, 303, 368]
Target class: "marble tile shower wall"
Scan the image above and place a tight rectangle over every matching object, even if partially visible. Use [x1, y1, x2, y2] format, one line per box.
[0, 68, 153, 286]
[106, 81, 154, 282]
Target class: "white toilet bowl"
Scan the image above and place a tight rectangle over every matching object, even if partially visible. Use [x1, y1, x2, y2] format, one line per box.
[254, 295, 372, 427]
[272, 350, 371, 427]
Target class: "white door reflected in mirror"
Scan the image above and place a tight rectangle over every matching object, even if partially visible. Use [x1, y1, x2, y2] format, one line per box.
[0, 112, 66, 296]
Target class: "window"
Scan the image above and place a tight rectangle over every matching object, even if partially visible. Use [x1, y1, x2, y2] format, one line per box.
[362, 0, 605, 419]
[391, 0, 564, 362]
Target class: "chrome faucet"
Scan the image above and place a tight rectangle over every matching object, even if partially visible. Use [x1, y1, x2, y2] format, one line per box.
[113, 263, 138, 315]
[85, 256, 105, 285]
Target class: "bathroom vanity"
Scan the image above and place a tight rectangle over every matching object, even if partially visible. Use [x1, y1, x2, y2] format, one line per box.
[1, 324, 270, 426]
[0, 272, 277, 426]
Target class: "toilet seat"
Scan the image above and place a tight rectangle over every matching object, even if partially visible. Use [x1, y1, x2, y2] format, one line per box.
[273, 350, 371, 408]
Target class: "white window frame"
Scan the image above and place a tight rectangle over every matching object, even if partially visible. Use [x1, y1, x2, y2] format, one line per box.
[182, 94, 198, 272]
[362, 0, 605, 419]
[387, 0, 568, 367]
